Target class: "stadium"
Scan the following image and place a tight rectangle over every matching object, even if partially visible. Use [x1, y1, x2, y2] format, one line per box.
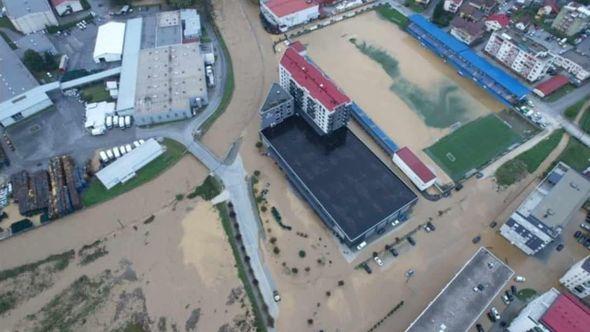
[406, 15, 530, 106]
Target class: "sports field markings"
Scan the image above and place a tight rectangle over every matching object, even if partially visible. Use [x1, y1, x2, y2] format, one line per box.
[446, 153, 456, 162]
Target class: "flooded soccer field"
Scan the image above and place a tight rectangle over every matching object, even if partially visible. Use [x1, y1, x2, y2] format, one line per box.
[295, 10, 505, 181]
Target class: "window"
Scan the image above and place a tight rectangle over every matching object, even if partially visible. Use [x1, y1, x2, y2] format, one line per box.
[11, 113, 24, 121]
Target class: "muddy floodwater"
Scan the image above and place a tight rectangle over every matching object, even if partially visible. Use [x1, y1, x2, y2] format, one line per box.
[297, 11, 504, 154]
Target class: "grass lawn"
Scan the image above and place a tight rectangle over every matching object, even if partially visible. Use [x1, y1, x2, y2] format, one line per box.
[81, 139, 186, 207]
[563, 97, 588, 120]
[578, 107, 590, 134]
[425, 114, 522, 181]
[552, 137, 590, 173]
[200, 24, 234, 134]
[0, 17, 16, 31]
[375, 5, 409, 28]
[545, 84, 576, 102]
[495, 129, 564, 186]
[81, 83, 111, 103]
[516, 288, 538, 302]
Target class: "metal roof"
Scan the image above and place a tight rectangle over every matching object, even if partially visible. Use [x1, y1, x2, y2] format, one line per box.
[93, 22, 126, 60]
[395, 147, 436, 183]
[540, 294, 590, 332]
[4, 0, 53, 18]
[260, 83, 292, 113]
[350, 102, 398, 155]
[0, 37, 39, 103]
[408, 15, 530, 99]
[116, 17, 143, 113]
[96, 139, 165, 190]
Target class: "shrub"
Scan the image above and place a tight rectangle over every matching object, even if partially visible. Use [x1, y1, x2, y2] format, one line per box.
[260, 205, 268, 213]
[298, 250, 306, 258]
[253, 170, 261, 177]
[338, 280, 345, 287]
[273, 247, 280, 255]
[291, 267, 298, 274]
[255, 141, 263, 148]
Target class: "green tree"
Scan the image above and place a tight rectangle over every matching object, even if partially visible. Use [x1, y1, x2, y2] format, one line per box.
[168, 0, 195, 8]
[43, 52, 58, 71]
[23, 49, 45, 72]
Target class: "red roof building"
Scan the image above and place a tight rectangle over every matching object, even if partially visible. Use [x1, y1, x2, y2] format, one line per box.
[534, 75, 569, 98]
[278, 45, 351, 134]
[485, 13, 510, 31]
[263, 0, 318, 18]
[279, 47, 350, 111]
[393, 147, 437, 191]
[540, 294, 590, 332]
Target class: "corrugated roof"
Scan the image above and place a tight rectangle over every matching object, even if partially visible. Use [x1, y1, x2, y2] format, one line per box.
[535, 75, 569, 96]
[280, 46, 350, 111]
[116, 17, 143, 112]
[96, 139, 165, 190]
[93, 22, 126, 60]
[541, 294, 590, 332]
[4, 0, 53, 18]
[395, 147, 436, 183]
[264, 0, 318, 18]
[408, 15, 530, 99]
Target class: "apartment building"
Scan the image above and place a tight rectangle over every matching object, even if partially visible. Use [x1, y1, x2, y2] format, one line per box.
[552, 2, 590, 37]
[560, 256, 590, 299]
[484, 28, 553, 82]
[278, 43, 352, 135]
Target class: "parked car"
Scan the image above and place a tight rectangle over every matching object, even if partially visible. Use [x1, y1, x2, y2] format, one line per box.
[426, 221, 435, 231]
[581, 223, 590, 231]
[273, 290, 281, 302]
[356, 241, 367, 251]
[389, 248, 398, 257]
[374, 256, 383, 266]
[575, 230, 583, 239]
[502, 294, 510, 304]
[515, 276, 526, 283]
[475, 324, 484, 332]
[490, 221, 497, 228]
[556, 243, 564, 251]
[407, 236, 416, 246]
[125, 144, 132, 153]
[362, 263, 372, 274]
[472, 235, 481, 244]
[491, 307, 501, 321]
[511, 285, 517, 295]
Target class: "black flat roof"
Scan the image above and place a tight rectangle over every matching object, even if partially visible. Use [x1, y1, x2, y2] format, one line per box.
[261, 116, 417, 241]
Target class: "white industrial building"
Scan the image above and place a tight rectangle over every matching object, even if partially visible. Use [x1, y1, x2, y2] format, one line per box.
[0, 37, 54, 127]
[180, 9, 201, 39]
[93, 22, 126, 63]
[560, 256, 590, 299]
[50, 0, 83, 16]
[96, 139, 165, 190]
[260, 0, 320, 32]
[84, 101, 115, 136]
[393, 147, 437, 191]
[3, 0, 58, 34]
[500, 162, 590, 255]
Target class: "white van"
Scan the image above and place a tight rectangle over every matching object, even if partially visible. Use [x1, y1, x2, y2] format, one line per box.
[124, 116, 132, 128]
[105, 116, 113, 129]
[113, 147, 121, 158]
[106, 149, 114, 160]
[125, 144, 132, 153]
[118, 117, 125, 129]
[119, 145, 127, 155]
[99, 151, 109, 163]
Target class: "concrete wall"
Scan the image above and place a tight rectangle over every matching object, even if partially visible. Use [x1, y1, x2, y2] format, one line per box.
[133, 108, 193, 126]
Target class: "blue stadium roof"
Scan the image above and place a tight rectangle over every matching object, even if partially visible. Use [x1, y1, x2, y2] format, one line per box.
[350, 103, 398, 154]
[408, 15, 530, 99]
[409, 15, 469, 54]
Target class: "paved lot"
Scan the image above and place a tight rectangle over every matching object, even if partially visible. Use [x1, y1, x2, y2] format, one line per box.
[406, 247, 514, 332]
[4, 92, 137, 171]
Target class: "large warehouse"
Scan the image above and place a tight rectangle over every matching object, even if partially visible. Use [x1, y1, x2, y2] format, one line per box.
[3, 0, 58, 34]
[133, 43, 207, 125]
[0, 38, 53, 127]
[115, 12, 208, 125]
[501, 162, 590, 255]
[93, 21, 126, 63]
[406, 248, 513, 332]
[261, 116, 417, 248]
